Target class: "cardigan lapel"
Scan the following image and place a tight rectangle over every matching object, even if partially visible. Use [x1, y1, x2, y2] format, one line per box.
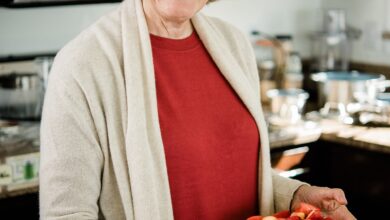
[192, 14, 262, 124]
[121, 0, 174, 219]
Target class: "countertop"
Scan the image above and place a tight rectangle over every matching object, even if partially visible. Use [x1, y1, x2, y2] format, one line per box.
[269, 118, 390, 154]
[269, 121, 322, 149]
[0, 122, 39, 199]
[319, 119, 390, 154]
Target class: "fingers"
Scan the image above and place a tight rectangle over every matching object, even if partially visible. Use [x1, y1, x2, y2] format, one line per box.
[321, 199, 341, 212]
[317, 187, 348, 206]
[329, 188, 348, 205]
[325, 205, 357, 220]
[293, 185, 349, 212]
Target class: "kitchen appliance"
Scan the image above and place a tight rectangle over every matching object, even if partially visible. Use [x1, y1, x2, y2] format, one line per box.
[0, 57, 52, 121]
[310, 9, 361, 72]
[267, 89, 309, 126]
[346, 93, 390, 126]
[311, 71, 390, 121]
[0, 73, 44, 120]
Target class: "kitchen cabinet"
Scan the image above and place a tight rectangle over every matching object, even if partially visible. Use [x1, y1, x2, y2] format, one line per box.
[0, 192, 38, 219]
[296, 140, 390, 219]
[271, 137, 389, 219]
[270, 117, 390, 219]
[273, 119, 390, 219]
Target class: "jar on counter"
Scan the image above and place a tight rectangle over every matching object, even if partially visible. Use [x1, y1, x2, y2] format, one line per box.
[259, 60, 276, 104]
[275, 35, 293, 54]
[283, 51, 304, 89]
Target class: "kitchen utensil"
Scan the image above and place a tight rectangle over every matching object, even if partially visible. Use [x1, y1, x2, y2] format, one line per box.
[375, 93, 390, 124]
[259, 60, 276, 104]
[324, 9, 346, 34]
[0, 72, 44, 120]
[0, 56, 53, 121]
[35, 56, 52, 91]
[311, 33, 350, 71]
[267, 89, 309, 126]
[356, 79, 390, 104]
[310, 9, 361, 72]
[311, 71, 387, 119]
[311, 10, 350, 71]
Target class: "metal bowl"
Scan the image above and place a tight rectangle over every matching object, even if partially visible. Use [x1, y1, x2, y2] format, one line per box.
[267, 89, 309, 126]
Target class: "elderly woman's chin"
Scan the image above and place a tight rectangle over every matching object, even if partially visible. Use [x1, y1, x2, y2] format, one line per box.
[154, 0, 208, 21]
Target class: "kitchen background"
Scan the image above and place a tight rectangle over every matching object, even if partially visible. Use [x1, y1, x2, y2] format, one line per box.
[0, 0, 390, 219]
[1, 0, 390, 64]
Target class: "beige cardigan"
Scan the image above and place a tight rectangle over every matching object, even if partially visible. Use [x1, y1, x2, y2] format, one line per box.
[39, 0, 304, 219]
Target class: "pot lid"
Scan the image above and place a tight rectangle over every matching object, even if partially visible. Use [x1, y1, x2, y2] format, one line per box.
[311, 71, 384, 82]
[377, 93, 390, 104]
[267, 88, 309, 99]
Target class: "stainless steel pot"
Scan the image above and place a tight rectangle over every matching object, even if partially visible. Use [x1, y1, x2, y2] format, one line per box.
[376, 93, 390, 119]
[0, 72, 44, 120]
[267, 89, 309, 126]
[346, 93, 390, 126]
[311, 71, 389, 118]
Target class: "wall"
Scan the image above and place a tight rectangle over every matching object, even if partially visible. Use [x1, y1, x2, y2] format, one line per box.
[322, 0, 390, 66]
[2, 0, 389, 66]
[0, 0, 322, 58]
[203, 0, 323, 58]
[0, 3, 119, 57]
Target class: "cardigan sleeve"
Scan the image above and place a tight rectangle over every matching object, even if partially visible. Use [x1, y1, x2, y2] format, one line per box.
[39, 60, 104, 220]
[272, 170, 308, 212]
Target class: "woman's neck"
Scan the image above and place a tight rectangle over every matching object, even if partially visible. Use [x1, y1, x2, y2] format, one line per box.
[142, 1, 193, 39]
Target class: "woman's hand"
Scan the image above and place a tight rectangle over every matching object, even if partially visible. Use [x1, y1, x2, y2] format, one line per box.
[291, 185, 357, 220]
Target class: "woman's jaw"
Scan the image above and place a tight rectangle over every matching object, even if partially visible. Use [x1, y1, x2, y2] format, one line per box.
[142, 0, 209, 39]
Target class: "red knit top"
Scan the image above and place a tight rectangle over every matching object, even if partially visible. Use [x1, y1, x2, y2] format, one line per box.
[151, 31, 260, 220]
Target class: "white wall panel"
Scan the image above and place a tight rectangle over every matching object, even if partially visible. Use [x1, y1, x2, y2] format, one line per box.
[0, 3, 118, 57]
[322, 0, 390, 65]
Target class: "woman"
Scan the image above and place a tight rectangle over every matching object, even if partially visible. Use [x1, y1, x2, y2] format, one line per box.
[39, 0, 356, 219]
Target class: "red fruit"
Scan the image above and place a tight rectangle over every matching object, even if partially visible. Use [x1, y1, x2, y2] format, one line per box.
[273, 210, 291, 218]
[262, 217, 277, 220]
[286, 216, 300, 220]
[294, 202, 320, 215]
[247, 216, 263, 220]
[323, 218, 333, 220]
[306, 210, 323, 220]
[290, 211, 305, 219]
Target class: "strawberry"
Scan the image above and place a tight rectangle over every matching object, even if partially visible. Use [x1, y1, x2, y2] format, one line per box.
[273, 210, 291, 218]
[247, 216, 263, 220]
[263, 216, 277, 220]
[294, 203, 320, 216]
[286, 216, 300, 220]
[306, 210, 323, 220]
[249, 203, 330, 220]
[290, 211, 305, 219]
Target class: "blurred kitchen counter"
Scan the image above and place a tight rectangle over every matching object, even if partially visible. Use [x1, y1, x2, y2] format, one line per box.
[269, 118, 390, 154]
[0, 122, 39, 199]
[319, 119, 390, 154]
[269, 121, 322, 150]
